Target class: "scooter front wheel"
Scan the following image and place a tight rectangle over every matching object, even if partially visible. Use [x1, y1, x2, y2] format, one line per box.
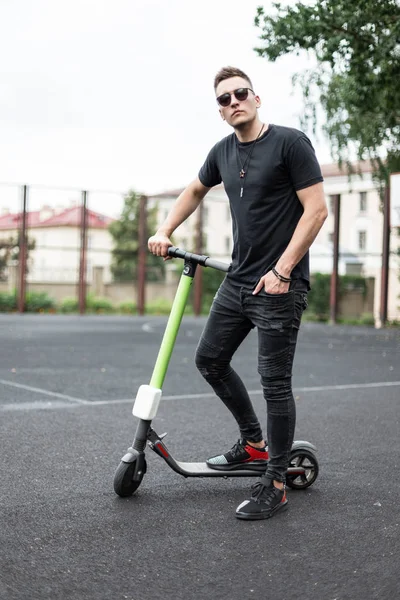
[286, 448, 319, 490]
[113, 457, 146, 497]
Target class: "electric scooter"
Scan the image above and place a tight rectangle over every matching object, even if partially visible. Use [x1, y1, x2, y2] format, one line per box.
[113, 247, 319, 498]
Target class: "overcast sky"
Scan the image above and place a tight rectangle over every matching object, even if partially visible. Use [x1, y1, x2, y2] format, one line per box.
[0, 0, 332, 215]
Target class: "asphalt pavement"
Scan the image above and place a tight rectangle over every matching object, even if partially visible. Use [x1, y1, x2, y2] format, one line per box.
[0, 314, 399, 600]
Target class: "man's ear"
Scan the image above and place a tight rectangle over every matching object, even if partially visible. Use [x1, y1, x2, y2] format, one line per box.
[255, 95, 261, 109]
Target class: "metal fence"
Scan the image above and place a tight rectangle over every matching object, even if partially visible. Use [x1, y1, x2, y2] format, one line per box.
[0, 181, 398, 324]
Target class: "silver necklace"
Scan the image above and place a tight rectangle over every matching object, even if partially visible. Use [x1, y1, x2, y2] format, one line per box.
[236, 123, 264, 198]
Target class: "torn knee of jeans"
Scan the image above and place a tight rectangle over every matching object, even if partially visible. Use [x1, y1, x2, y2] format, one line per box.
[196, 357, 232, 382]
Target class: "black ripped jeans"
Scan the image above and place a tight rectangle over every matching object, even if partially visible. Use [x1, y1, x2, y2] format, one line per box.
[195, 277, 307, 483]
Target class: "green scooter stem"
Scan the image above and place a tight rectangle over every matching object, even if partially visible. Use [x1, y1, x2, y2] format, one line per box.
[149, 272, 193, 389]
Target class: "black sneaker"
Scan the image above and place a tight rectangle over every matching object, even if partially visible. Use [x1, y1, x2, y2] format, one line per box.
[235, 476, 288, 520]
[206, 438, 268, 471]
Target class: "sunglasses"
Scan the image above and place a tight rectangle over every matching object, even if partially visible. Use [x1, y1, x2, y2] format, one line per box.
[216, 87, 254, 107]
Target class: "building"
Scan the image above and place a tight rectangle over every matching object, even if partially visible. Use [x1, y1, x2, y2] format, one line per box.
[0, 204, 114, 284]
[149, 161, 400, 321]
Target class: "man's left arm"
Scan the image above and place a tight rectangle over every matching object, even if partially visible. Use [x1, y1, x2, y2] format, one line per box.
[275, 182, 328, 278]
[253, 182, 328, 294]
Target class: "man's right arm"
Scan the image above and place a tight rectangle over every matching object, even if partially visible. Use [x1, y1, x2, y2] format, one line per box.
[148, 177, 211, 257]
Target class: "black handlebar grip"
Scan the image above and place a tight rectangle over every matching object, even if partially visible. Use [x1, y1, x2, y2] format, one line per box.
[167, 246, 186, 259]
[204, 257, 231, 272]
[167, 247, 231, 272]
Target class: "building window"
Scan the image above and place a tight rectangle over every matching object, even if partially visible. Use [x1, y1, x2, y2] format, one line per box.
[203, 206, 209, 225]
[328, 232, 334, 244]
[359, 192, 367, 213]
[358, 231, 367, 251]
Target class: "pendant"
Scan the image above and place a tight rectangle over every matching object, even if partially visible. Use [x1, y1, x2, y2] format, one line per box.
[239, 169, 245, 178]
[240, 187, 243, 198]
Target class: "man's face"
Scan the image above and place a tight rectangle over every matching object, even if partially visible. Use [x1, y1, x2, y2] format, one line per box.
[215, 76, 261, 128]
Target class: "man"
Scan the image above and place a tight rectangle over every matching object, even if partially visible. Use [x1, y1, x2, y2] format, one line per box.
[148, 66, 327, 520]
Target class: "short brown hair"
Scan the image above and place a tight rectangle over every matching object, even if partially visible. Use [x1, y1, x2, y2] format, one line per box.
[214, 66, 253, 91]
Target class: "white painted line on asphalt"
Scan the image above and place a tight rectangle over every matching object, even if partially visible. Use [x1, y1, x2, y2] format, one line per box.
[0, 378, 90, 405]
[1, 380, 400, 412]
[1, 401, 79, 411]
[295, 380, 400, 393]
[101, 380, 400, 405]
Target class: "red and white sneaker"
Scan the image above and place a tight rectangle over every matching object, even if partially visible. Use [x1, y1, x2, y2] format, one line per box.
[206, 438, 268, 471]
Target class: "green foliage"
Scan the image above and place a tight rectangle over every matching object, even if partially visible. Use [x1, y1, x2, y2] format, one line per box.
[0, 291, 55, 312]
[86, 294, 115, 313]
[60, 294, 115, 313]
[118, 301, 137, 314]
[307, 273, 331, 320]
[25, 291, 56, 312]
[337, 313, 375, 326]
[145, 298, 173, 315]
[109, 190, 165, 282]
[199, 267, 226, 314]
[254, 0, 400, 183]
[387, 319, 400, 328]
[0, 292, 17, 312]
[306, 273, 370, 320]
[60, 297, 79, 313]
[0, 234, 36, 281]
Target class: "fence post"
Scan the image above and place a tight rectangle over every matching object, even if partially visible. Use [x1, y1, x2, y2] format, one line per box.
[329, 194, 341, 324]
[137, 195, 147, 316]
[78, 191, 88, 314]
[379, 186, 390, 326]
[193, 202, 204, 316]
[17, 185, 28, 313]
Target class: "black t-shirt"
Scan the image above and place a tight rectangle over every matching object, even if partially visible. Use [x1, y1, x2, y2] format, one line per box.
[198, 124, 323, 288]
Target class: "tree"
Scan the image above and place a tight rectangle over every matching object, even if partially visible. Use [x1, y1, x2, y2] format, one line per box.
[0, 234, 35, 281]
[254, 0, 400, 182]
[109, 190, 165, 282]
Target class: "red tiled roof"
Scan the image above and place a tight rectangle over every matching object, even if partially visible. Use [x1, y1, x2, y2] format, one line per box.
[0, 210, 43, 229]
[0, 206, 114, 231]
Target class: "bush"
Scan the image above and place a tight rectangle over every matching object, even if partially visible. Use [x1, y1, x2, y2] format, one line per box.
[358, 312, 376, 326]
[118, 301, 137, 314]
[388, 319, 400, 328]
[302, 311, 329, 323]
[307, 273, 371, 321]
[25, 291, 56, 312]
[60, 297, 79, 313]
[145, 298, 173, 315]
[0, 292, 17, 312]
[337, 313, 376, 326]
[307, 273, 331, 320]
[60, 294, 115, 313]
[86, 294, 115, 313]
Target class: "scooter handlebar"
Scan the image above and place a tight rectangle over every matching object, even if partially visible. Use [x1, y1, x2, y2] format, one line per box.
[167, 246, 231, 273]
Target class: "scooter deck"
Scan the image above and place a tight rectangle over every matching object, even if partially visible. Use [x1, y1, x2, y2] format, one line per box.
[175, 460, 267, 477]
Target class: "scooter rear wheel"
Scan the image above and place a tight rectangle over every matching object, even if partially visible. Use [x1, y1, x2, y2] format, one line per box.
[286, 448, 319, 490]
[113, 458, 146, 497]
